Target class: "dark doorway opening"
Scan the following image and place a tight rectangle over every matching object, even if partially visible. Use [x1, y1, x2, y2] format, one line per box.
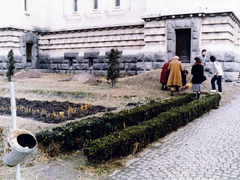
[175, 29, 191, 63]
[89, 58, 93, 67]
[69, 59, 73, 67]
[26, 43, 33, 66]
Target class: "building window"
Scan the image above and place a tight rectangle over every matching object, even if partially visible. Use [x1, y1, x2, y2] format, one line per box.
[24, 0, 27, 11]
[93, 0, 98, 10]
[116, 0, 120, 7]
[73, 0, 78, 12]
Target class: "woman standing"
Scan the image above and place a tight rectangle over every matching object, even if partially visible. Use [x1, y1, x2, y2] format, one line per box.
[191, 57, 204, 99]
[167, 56, 183, 96]
[160, 59, 172, 90]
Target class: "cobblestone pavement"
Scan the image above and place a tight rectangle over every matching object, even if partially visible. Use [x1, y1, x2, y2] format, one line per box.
[108, 93, 240, 180]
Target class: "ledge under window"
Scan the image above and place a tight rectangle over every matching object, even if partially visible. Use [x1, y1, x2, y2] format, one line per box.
[25, 11, 30, 16]
[91, 9, 101, 14]
[72, 11, 80, 16]
[112, 7, 124, 12]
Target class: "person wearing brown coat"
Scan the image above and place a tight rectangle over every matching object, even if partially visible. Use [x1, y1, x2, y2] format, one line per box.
[167, 56, 183, 96]
[160, 59, 173, 90]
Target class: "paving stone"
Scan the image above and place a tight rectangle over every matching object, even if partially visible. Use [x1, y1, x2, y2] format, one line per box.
[107, 93, 240, 180]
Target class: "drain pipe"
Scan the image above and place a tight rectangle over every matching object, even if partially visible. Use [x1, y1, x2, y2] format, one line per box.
[9, 82, 21, 180]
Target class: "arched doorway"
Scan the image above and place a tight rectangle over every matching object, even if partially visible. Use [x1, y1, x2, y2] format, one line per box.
[19, 33, 38, 68]
[175, 28, 191, 63]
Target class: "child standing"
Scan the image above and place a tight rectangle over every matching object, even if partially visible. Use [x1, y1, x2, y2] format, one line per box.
[210, 55, 223, 94]
[191, 57, 204, 99]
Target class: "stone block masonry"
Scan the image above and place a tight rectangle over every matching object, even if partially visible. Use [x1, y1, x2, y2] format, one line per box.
[204, 51, 240, 82]
[41, 53, 164, 75]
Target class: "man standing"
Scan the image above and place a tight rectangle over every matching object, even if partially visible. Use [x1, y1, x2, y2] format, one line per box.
[199, 49, 207, 68]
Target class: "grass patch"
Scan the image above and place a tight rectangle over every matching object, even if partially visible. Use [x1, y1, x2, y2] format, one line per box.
[26, 89, 87, 99]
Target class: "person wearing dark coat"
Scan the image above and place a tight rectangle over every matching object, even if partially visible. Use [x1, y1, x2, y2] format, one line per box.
[191, 57, 204, 99]
[160, 59, 172, 90]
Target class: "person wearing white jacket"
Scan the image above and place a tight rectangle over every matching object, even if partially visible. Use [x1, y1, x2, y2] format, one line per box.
[210, 55, 223, 94]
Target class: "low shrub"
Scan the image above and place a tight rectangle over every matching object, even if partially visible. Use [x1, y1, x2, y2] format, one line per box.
[83, 94, 221, 163]
[36, 94, 195, 152]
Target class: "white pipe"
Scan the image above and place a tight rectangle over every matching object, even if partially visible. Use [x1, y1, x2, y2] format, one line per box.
[10, 82, 17, 130]
[15, 164, 21, 180]
[9, 82, 21, 180]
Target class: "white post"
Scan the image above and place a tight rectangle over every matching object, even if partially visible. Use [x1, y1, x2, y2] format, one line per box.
[9, 82, 21, 180]
[10, 82, 17, 129]
[15, 165, 21, 180]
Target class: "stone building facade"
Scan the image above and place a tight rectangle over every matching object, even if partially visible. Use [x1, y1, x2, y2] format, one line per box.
[0, 0, 240, 81]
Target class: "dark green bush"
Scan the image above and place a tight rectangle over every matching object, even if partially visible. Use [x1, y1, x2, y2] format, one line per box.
[6, 49, 16, 82]
[83, 94, 221, 163]
[36, 94, 195, 152]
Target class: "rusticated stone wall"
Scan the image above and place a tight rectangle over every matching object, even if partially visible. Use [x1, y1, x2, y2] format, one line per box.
[39, 51, 165, 75]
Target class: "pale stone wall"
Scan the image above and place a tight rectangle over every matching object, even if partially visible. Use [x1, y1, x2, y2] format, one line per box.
[43, 0, 146, 29]
[0, 29, 24, 70]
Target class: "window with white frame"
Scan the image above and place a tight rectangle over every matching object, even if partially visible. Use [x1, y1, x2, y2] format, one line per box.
[93, 0, 98, 10]
[73, 0, 78, 12]
[116, 0, 120, 7]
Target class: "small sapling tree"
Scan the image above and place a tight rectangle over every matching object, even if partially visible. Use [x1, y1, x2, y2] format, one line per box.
[6, 49, 16, 82]
[106, 48, 120, 87]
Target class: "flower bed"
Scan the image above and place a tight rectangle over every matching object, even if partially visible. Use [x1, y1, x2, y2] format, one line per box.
[0, 97, 116, 123]
[83, 94, 221, 163]
[36, 94, 195, 152]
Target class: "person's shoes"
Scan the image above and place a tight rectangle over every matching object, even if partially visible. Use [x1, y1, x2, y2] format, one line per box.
[170, 90, 174, 96]
[161, 84, 165, 90]
[210, 90, 216, 93]
[218, 92, 222, 95]
[197, 93, 200, 99]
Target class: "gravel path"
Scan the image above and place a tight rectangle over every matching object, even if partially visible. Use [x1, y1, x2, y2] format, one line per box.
[108, 92, 240, 180]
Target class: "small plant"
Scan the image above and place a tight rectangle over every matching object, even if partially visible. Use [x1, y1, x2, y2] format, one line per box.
[6, 49, 16, 82]
[106, 49, 120, 87]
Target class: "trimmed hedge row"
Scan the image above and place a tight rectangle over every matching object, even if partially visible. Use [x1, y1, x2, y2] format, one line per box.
[83, 94, 221, 163]
[36, 94, 195, 152]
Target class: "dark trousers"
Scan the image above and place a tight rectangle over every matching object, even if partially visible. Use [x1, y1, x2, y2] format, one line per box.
[211, 75, 222, 92]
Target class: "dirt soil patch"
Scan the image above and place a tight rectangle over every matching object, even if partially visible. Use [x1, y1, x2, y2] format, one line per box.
[119, 72, 134, 78]
[72, 72, 103, 85]
[14, 70, 42, 79]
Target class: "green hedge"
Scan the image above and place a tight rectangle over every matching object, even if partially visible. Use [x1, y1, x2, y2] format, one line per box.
[36, 94, 195, 152]
[83, 94, 221, 163]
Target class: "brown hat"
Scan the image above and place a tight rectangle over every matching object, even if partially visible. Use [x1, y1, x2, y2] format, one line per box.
[173, 56, 179, 60]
